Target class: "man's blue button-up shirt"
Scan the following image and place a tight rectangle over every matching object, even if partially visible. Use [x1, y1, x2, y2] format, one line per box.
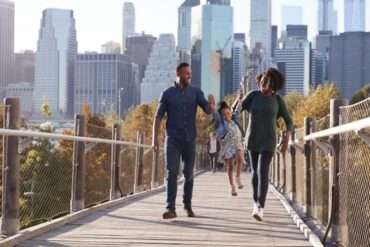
[156, 82, 211, 142]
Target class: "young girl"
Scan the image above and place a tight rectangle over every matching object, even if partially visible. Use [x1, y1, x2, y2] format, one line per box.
[213, 93, 245, 196]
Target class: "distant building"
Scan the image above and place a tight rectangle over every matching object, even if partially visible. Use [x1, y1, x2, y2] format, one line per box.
[140, 34, 178, 104]
[15, 50, 35, 84]
[101, 41, 121, 54]
[6, 82, 34, 118]
[74, 53, 138, 117]
[34, 9, 77, 117]
[122, 2, 135, 50]
[328, 32, 370, 100]
[0, 0, 14, 96]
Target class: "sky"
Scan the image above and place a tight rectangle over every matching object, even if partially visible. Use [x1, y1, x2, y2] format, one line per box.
[12, 0, 370, 53]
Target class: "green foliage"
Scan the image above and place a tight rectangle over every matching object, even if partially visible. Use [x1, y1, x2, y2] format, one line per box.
[351, 84, 370, 104]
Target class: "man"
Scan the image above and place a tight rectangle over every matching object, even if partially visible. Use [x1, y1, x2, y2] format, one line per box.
[152, 62, 215, 219]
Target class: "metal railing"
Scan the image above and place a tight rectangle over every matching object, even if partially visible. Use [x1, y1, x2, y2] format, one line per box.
[270, 98, 370, 247]
[0, 98, 208, 237]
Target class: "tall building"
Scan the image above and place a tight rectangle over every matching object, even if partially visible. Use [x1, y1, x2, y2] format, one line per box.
[34, 9, 77, 117]
[281, 6, 302, 30]
[234, 33, 246, 43]
[318, 0, 337, 34]
[316, 30, 332, 81]
[178, 0, 200, 63]
[15, 50, 35, 84]
[74, 53, 138, 117]
[0, 0, 14, 96]
[311, 50, 325, 87]
[140, 34, 178, 104]
[271, 26, 277, 58]
[101, 41, 121, 54]
[232, 41, 247, 94]
[286, 25, 308, 40]
[6, 83, 34, 117]
[275, 40, 312, 96]
[328, 32, 370, 100]
[250, 0, 271, 57]
[201, 2, 233, 101]
[344, 0, 365, 32]
[125, 33, 157, 104]
[122, 2, 135, 51]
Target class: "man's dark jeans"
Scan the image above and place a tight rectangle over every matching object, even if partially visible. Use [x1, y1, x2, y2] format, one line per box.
[165, 136, 195, 210]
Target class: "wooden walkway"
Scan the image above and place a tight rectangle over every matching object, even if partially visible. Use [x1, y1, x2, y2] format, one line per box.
[18, 172, 313, 247]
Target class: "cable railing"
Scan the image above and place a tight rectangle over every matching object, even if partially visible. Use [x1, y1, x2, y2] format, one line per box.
[0, 98, 208, 238]
[270, 98, 370, 247]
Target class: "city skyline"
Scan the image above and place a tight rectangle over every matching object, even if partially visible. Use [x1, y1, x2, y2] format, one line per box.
[12, 0, 370, 52]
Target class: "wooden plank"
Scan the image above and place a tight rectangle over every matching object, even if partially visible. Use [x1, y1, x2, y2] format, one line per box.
[17, 172, 313, 247]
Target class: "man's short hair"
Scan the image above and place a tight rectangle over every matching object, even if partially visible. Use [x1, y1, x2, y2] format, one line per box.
[176, 62, 190, 72]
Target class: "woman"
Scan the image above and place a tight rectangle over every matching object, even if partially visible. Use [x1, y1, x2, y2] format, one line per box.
[242, 68, 293, 221]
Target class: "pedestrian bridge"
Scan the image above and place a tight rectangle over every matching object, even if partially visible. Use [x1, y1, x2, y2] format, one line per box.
[0, 98, 369, 247]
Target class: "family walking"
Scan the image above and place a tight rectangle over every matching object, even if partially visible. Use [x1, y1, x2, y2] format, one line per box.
[152, 63, 293, 221]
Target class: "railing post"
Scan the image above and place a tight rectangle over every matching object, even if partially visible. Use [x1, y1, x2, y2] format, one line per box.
[110, 124, 121, 200]
[71, 114, 86, 212]
[303, 117, 313, 216]
[328, 99, 348, 243]
[310, 118, 318, 218]
[151, 147, 159, 189]
[134, 131, 144, 193]
[1, 98, 21, 236]
[289, 128, 296, 200]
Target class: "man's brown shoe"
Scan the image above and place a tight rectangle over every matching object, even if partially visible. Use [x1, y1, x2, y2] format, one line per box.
[163, 208, 177, 219]
[184, 207, 195, 217]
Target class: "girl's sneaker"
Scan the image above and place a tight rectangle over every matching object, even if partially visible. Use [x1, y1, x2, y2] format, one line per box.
[235, 176, 244, 189]
[230, 185, 238, 196]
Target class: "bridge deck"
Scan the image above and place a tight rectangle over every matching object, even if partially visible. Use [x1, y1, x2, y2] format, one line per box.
[18, 172, 313, 247]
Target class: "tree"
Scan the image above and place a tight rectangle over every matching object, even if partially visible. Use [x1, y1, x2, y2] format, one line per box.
[351, 84, 370, 104]
[41, 97, 52, 117]
[290, 82, 340, 128]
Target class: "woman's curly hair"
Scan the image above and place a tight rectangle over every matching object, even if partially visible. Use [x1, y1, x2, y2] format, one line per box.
[255, 68, 286, 92]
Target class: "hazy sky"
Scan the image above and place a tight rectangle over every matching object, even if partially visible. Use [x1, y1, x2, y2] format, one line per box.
[12, 0, 370, 52]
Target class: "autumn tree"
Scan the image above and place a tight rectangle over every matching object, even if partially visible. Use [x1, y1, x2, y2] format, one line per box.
[351, 84, 370, 104]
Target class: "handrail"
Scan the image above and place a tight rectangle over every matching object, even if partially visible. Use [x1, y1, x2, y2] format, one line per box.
[0, 128, 153, 149]
[303, 117, 370, 141]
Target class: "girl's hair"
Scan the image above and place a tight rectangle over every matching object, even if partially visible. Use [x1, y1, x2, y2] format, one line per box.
[218, 101, 230, 115]
[255, 68, 286, 92]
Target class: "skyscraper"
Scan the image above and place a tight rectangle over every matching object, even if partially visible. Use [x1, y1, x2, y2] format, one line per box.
[74, 53, 138, 117]
[122, 2, 135, 51]
[328, 32, 370, 100]
[178, 0, 200, 63]
[34, 9, 77, 117]
[281, 6, 302, 31]
[286, 25, 308, 40]
[0, 0, 14, 96]
[125, 33, 157, 104]
[201, 1, 233, 101]
[275, 40, 312, 96]
[140, 34, 178, 104]
[318, 0, 336, 33]
[14, 50, 35, 84]
[271, 26, 277, 58]
[250, 0, 271, 57]
[232, 40, 247, 94]
[344, 0, 365, 32]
